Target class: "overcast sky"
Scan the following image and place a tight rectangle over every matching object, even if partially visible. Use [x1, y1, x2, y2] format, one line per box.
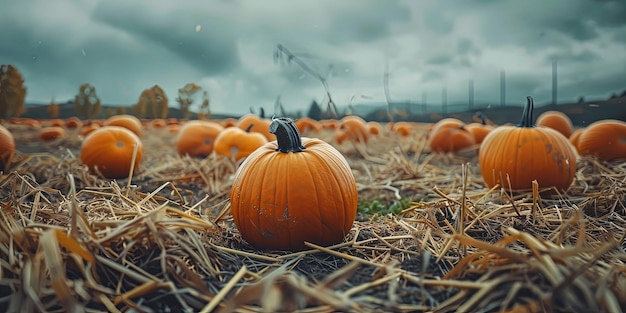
[1, 0, 625, 115]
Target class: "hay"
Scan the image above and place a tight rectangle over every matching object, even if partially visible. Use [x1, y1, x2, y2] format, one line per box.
[1, 124, 625, 312]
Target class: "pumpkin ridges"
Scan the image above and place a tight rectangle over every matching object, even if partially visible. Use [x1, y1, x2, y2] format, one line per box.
[479, 96, 576, 191]
[231, 132, 357, 251]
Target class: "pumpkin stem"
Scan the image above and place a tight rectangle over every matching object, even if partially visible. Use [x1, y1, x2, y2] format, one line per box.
[519, 96, 535, 128]
[269, 117, 305, 153]
[245, 123, 254, 133]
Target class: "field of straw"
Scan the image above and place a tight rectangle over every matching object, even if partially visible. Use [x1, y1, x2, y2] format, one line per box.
[1, 120, 625, 313]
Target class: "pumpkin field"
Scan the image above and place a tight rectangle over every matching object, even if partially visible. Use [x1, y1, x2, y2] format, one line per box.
[1, 102, 625, 312]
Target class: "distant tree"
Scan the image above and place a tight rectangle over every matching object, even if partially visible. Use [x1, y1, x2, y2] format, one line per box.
[306, 100, 322, 120]
[74, 83, 101, 119]
[197, 91, 210, 120]
[176, 83, 202, 119]
[577, 96, 585, 104]
[0, 64, 27, 118]
[610, 92, 618, 99]
[621, 90, 626, 97]
[136, 85, 168, 119]
[47, 99, 59, 118]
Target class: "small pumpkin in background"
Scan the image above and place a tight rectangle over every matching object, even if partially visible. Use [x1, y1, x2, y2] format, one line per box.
[479, 96, 576, 192]
[536, 110, 574, 138]
[391, 121, 414, 137]
[236, 114, 274, 141]
[294, 117, 322, 134]
[230, 117, 357, 251]
[39, 126, 67, 142]
[0, 125, 16, 172]
[428, 118, 475, 153]
[176, 120, 224, 158]
[366, 121, 382, 136]
[64, 116, 83, 131]
[214, 125, 268, 161]
[464, 123, 493, 145]
[338, 115, 369, 143]
[104, 114, 143, 136]
[576, 119, 626, 161]
[80, 126, 144, 179]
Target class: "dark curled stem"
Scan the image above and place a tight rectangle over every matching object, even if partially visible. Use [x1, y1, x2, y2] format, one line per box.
[519, 96, 535, 128]
[269, 117, 305, 153]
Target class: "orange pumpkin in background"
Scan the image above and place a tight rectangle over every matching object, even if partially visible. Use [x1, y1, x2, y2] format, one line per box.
[64, 116, 83, 130]
[214, 125, 268, 161]
[294, 117, 322, 134]
[0, 125, 16, 172]
[428, 118, 475, 153]
[479, 97, 577, 192]
[175, 120, 224, 158]
[80, 126, 144, 179]
[236, 114, 274, 141]
[39, 126, 67, 142]
[104, 114, 143, 136]
[366, 121, 382, 136]
[536, 110, 574, 138]
[569, 128, 585, 153]
[230, 117, 357, 251]
[576, 119, 626, 161]
[339, 115, 369, 143]
[464, 122, 493, 145]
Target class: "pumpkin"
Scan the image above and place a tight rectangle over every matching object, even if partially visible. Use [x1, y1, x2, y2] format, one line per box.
[0, 125, 15, 172]
[428, 118, 475, 153]
[65, 116, 83, 130]
[104, 114, 143, 136]
[175, 120, 224, 158]
[576, 119, 626, 161]
[429, 118, 464, 137]
[230, 117, 357, 251]
[339, 115, 369, 143]
[392, 121, 414, 137]
[39, 126, 67, 142]
[536, 110, 574, 138]
[214, 125, 268, 161]
[464, 122, 493, 145]
[294, 117, 322, 134]
[236, 114, 274, 141]
[479, 97, 576, 191]
[569, 128, 584, 153]
[366, 121, 382, 136]
[319, 119, 340, 130]
[80, 126, 144, 179]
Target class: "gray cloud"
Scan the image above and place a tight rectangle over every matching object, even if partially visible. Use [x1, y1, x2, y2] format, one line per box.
[0, 0, 624, 115]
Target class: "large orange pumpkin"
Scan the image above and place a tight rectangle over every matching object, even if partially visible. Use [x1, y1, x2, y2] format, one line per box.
[230, 117, 358, 251]
[0, 125, 15, 172]
[80, 126, 144, 179]
[479, 97, 576, 191]
[175, 120, 224, 158]
[576, 119, 626, 161]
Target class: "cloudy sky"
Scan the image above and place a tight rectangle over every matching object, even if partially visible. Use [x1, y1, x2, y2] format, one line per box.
[1, 0, 625, 115]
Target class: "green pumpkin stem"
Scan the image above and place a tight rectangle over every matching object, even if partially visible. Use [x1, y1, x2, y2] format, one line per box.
[269, 117, 305, 153]
[519, 96, 535, 128]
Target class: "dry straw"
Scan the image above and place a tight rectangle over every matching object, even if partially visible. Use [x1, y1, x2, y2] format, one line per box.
[0, 124, 624, 312]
